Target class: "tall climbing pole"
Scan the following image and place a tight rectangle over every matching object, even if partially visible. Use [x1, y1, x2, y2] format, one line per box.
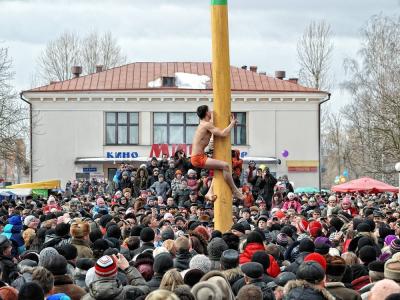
[211, 0, 233, 232]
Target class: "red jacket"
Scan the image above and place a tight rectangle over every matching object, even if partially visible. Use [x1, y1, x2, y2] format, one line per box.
[267, 255, 281, 278]
[239, 243, 265, 265]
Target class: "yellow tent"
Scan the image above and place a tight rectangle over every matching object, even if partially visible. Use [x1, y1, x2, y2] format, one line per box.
[7, 179, 61, 190]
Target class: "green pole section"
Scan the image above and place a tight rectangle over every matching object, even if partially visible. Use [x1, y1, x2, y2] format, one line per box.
[211, 0, 227, 5]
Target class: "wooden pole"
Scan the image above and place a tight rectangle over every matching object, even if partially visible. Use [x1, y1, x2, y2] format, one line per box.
[211, 0, 232, 232]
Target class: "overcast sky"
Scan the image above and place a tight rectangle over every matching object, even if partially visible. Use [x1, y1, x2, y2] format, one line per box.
[1, 0, 399, 109]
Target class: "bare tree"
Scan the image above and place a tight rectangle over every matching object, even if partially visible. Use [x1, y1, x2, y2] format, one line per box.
[297, 20, 333, 91]
[37, 31, 126, 83]
[37, 31, 81, 82]
[81, 31, 126, 74]
[341, 14, 400, 184]
[0, 46, 29, 180]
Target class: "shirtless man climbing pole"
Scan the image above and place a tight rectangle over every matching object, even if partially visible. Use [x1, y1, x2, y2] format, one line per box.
[191, 105, 244, 202]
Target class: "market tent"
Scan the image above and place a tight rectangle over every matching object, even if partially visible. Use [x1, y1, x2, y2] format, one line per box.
[242, 157, 281, 164]
[7, 180, 61, 190]
[331, 177, 398, 193]
[0, 189, 32, 197]
[294, 187, 319, 194]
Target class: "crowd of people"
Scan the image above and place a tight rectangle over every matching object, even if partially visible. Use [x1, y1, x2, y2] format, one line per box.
[0, 156, 400, 300]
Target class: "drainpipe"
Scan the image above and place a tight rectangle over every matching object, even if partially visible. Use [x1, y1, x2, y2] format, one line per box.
[19, 92, 33, 182]
[318, 93, 331, 191]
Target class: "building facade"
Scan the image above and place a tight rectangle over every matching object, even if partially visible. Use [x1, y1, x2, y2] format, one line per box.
[22, 62, 328, 188]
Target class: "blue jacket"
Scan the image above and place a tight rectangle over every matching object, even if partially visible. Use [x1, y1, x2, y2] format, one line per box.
[1, 223, 26, 256]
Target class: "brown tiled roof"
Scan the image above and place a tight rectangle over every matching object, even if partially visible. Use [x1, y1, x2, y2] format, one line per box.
[25, 62, 321, 93]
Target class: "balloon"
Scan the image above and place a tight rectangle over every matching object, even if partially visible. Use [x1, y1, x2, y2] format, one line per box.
[259, 164, 266, 170]
[343, 170, 349, 177]
[281, 150, 289, 158]
[340, 176, 346, 183]
[334, 179, 340, 184]
[335, 176, 340, 181]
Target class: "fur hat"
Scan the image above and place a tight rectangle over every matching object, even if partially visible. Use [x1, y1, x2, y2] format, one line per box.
[70, 222, 90, 238]
[326, 255, 346, 279]
[191, 282, 222, 300]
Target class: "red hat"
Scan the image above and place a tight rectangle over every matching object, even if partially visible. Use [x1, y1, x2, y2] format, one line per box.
[275, 211, 286, 219]
[304, 252, 327, 271]
[298, 219, 309, 233]
[308, 221, 322, 238]
[95, 255, 118, 277]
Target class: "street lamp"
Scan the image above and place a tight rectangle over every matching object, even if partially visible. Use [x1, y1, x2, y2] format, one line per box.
[395, 162, 400, 202]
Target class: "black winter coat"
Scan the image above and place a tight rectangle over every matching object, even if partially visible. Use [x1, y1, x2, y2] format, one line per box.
[173, 250, 192, 271]
[0, 255, 18, 284]
[283, 280, 335, 300]
[146, 274, 163, 292]
[250, 279, 276, 300]
[286, 252, 311, 274]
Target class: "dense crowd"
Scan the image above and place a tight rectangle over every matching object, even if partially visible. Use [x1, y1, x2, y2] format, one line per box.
[0, 156, 400, 300]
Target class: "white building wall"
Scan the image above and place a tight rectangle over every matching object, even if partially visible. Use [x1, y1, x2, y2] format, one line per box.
[29, 93, 324, 188]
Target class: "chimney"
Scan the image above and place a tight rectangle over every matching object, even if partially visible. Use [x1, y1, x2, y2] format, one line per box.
[275, 70, 286, 80]
[288, 77, 298, 84]
[50, 81, 58, 85]
[241, 65, 247, 70]
[71, 66, 82, 78]
[249, 66, 258, 72]
[96, 65, 104, 73]
[258, 71, 266, 75]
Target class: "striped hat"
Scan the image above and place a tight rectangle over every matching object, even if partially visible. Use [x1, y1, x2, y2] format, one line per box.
[390, 239, 400, 254]
[95, 255, 118, 278]
[277, 233, 289, 246]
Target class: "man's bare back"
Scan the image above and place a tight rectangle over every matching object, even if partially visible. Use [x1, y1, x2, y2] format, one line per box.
[190, 105, 244, 201]
[191, 120, 212, 155]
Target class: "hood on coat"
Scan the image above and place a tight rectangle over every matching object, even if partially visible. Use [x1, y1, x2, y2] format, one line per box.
[88, 279, 123, 300]
[284, 280, 336, 300]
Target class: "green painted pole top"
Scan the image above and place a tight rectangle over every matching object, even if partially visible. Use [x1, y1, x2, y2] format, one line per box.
[211, 0, 227, 5]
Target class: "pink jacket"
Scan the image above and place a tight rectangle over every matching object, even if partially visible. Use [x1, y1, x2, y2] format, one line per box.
[282, 200, 302, 213]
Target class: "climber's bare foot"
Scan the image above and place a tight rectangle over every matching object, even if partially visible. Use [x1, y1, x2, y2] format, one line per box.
[205, 194, 218, 202]
[233, 189, 244, 200]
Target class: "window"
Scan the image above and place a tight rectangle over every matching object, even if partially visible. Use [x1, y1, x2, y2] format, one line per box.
[105, 112, 139, 145]
[162, 77, 176, 87]
[231, 112, 246, 145]
[153, 112, 198, 144]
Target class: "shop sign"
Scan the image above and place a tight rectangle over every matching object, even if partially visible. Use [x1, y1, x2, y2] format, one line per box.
[149, 144, 192, 158]
[83, 167, 97, 173]
[106, 152, 139, 159]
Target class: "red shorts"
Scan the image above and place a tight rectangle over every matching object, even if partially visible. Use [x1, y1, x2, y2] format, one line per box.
[191, 153, 208, 168]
